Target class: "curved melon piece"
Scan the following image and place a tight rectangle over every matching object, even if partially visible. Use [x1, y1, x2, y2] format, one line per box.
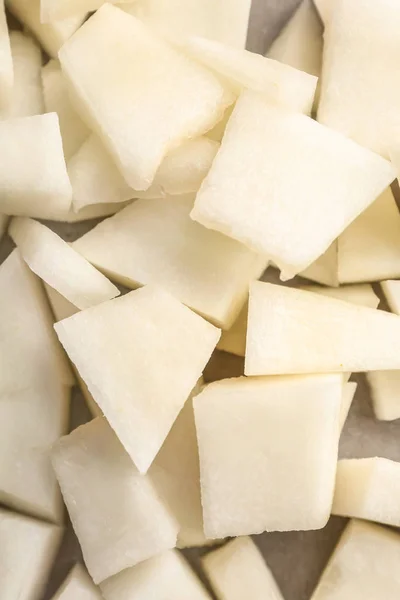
[51, 564, 102, 600]
[0, 0, 13, 110]
[367, 370, 400, 421]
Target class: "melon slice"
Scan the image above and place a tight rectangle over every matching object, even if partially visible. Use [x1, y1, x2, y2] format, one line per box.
[300, 242, 338, 287]
[340, 382, 357, 431]
[0, 0, 13, 110]
[10, 217, 119, 310]
[41, 0, 131, 22]
[0, 213, 8, 241]
[311, 519, 400, 600]
[59, 4, 233, 191]
[194, 374, 342, 538]
[73, 195, 266, 329]
[191, 92, 395, 280]
[202, 536, 283, 600]
[0, 383, 69, 523]
[55, 286, 220, 473]
[100, 550, 211, 600]
[332, 458, 400, 527]
[367, 371, 400, 421]
[52, 418, 179, 584]
[50, 564, 102, 600]
[0, 113, 72, 219]
[245, 282, 400, 376]
[0, 507, 62, 600]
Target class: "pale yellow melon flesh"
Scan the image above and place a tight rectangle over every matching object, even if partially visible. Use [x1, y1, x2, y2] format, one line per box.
[41, 0, 131, 22]
[340, 382, 357, 431]
[300, 241, 338, 287]
[367, 370, 400, 421]
[50, 564, 102, 600]
[0, 0, 13, 110]
[314, 0, 334, 24]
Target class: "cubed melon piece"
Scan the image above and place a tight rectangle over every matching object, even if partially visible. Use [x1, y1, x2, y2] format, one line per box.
[55, 286, 220, 472]
[0, 0, 13, 110]
[332, 458, 400, 527]
[0, 113, 72, 219]
[202, 536, 283, 600]
[191, 92, 395, 280]
[194, 374, 342, 538]
[245, 282, 400, 375]
[0, 212, 8, 241]
[311, 519, 400, 600]
[10, 217, 119, 310]
[300, 242, 338, 287]
[185, 36, 317, 115]
[0, 250, 73, 394]
[52, 417, 179, 583]
[50, 564, 102, 600]
[340, 382, 357, 431]
[0, 507, 62, 600]
[318, 0, 400, 158]
[73, 196, 266, 329]
[59, 5, 233, 191]
[0, 382, 69, 523]
[367, 370, 400, 421]
[100, 550, 211, 600]
[41, 0, 131, 22]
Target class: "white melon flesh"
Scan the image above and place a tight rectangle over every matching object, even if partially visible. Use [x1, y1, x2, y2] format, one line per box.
[59, 5, 233, 191]
[185, 36, 317, 115]
[318, 0, 400, 158]
[0, 113, 72, 219]
[0, 0, 13, 110]
[10, 217, 119, 310]
[340, 382, 357, 431]
[313, 0, 334, 24]
[0, 508, 62, 600]
[245, 282, 400, 376]
[55, 286, 220, 473]
[300, 242, 338, 287]
[367, 371, 400, 421]
[73, 196, 266, 329]
[100, 550, 211, 600]
[0, 213, 8, 241]
[194, 374, 342, 538]
[191, 92, 395, 280]
[311, 519, 400, 600]
[51, 564, 102, 600]
[41, 0, 131, 22]
[52, 418, 179, 583]
[0, 250, 73, 394]
[202, 536, 283, 600]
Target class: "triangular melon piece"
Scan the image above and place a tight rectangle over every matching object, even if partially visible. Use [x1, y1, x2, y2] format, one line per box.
[41, 0, 131, 22]
[300, 241, 338, 287]
[245, 281, 400, 375]
[51, 564, 102, 600]
[0, 0, 13, 111]
[192, 92, 395, 280]
[52, 418, 179, 583]
[59, 4, 233, 191]
[367, 370, 400, 421]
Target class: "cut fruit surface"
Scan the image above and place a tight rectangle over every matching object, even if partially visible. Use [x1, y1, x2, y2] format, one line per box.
[0, 0, 13, 110]
[41, 0, 131, 22]
[367, 370, 400, 421]
[313, 0, 333, 24]
[300, 242, 338, 287]
[50, 564, 102, 600]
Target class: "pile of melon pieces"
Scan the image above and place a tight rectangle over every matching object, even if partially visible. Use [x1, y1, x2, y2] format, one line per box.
[4, 0, 400, 598]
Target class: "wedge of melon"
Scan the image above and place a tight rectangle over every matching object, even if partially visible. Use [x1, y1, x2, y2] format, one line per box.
[0, 0, 13, 110]
[50, 564, 102, 600]
[367, 371, 400, 421]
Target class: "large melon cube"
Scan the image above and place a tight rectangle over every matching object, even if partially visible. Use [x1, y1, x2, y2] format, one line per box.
[194, 374, 342, 538]
[52, 418, 179, 583]
[51, 564, 102, 600]
[367, 370, 400, 421]
[59, 4, 233, 191]
[191, 92, 395, 279]
[0, 0, 13, 110]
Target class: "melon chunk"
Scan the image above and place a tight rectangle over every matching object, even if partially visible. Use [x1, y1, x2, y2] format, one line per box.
[55, 286, 220, 472]
[311, 519, 400, 600]
[0, 113, 72, 219]
[191, 92, 395, 280]
[10, 217, 119, 310]
[0, 507, 62, 600]
[194, 374, 342, 538]
[245, 282, 400, 376]
[100, 550, 211, 600]
[41, 0, 131, 22]
[332, 458, 400, 527]
[185, 36, 317, 115]
[300, 242, 338, 287]
[59, 5, 233, 191]
[340, 382, 357, 431]
[202, 536, 283, 600]
[52, 418, 179, 583]
[73, 196, 266, 329]
[0, 0, 13, 110]
[51, 564, 102, 600]
[367, 371, 400, 421]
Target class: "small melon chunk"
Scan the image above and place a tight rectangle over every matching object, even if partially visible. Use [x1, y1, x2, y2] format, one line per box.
[191, 92, 395, 279]
[245, 282, 400, 376]
[340, 382, 357, 431]
[0, 0, 13, 110]
[367, 371, 400, 421]
[202, 536, 283, 600]
[0, 507, 62, 600]
[41, 0, 131, 22]
[311, 519, 400, 600]
[59, 4, 233, 191]
[0, 113, 72, 219]
[100, 550, 211, 600]
[300, 242, 338, 287]
[52, 418, 179, 584]
[50, 564, 102, 600]
[194, 374, 342, 538]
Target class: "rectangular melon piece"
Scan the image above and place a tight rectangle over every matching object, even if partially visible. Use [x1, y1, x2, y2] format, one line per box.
[52, 418, 179, 583]
[59, 5, 233, 191]
[100, 550, 211, 600]
[245, 282, 400, 376]
[0, 0, 13, 110]
[41, 0, 131, 22]
[10, 217, 119, 310]
[0, 507, 62, 600]
[51, 564, 102, 600]
[73, 196, 266, 329]
[0, 382, 69, 523]
[367, 371, 400, 421]
[0, 113, 72, 219]
[194, 374, 342, 538]
[318, 0, 400, 158]
[202, 536, 283, 600]
[55, 285, 220, 472]
[191, 92, 395, 280]
[311, 519, 400, 600]
[332, 457, 400, 527]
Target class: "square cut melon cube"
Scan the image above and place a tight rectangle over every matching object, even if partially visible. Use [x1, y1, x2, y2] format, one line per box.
[194, 374, 342, 538]
[50, 564, 102, 600]
[367, 370, 400, 421]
